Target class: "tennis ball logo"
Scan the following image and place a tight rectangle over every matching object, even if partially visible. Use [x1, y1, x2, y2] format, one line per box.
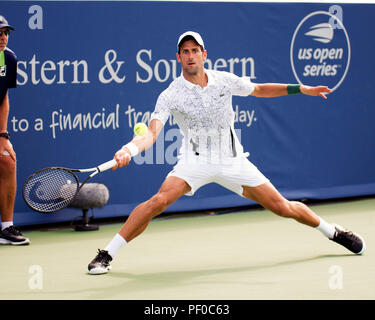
[290, 10, 351, 92]
[134, 122, 148, 136]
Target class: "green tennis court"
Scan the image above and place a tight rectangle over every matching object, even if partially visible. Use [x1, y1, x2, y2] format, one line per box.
[1, 197, 374, 300]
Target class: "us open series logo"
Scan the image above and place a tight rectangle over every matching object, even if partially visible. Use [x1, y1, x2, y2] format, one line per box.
[290, 10, 351, 92]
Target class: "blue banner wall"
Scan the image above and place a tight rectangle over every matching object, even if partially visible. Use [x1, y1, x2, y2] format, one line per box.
[1, 1, 374, 226]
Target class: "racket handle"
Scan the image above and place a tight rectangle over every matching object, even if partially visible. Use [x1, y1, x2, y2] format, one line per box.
[97, 159, 117, 172]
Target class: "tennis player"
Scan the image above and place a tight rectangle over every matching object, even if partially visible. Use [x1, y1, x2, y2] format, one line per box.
[0, 15, 30, 245]
[88, 31, 365, 274]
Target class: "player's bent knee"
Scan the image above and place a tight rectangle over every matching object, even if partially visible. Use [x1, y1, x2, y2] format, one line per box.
[148, 193, 173, 216]
[0, 155, 16, 175]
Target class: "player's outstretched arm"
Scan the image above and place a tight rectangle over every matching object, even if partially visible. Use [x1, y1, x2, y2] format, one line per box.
[250, 83, 331, 99]
[113, 119, 164, 170]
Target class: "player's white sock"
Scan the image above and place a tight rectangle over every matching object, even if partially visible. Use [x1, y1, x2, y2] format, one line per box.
[316, 218, 336, 239]
[1, 221, 13, 231]
[104, 233, 127, 259]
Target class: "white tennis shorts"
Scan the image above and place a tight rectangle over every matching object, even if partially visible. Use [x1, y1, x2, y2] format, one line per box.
[167, 155, 269, 197]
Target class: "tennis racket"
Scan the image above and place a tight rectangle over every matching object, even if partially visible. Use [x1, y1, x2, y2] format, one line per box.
[23, 159, 117, 213]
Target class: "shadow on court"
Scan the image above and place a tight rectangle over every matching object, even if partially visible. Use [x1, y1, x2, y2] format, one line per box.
[82, 253, 359, 300]
[108, 253, 354, 282]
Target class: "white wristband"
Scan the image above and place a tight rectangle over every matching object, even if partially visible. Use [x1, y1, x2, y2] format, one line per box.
[123, 142, 139, 157]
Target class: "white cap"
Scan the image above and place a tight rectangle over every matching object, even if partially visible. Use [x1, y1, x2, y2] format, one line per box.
[177, 31, 205, 51]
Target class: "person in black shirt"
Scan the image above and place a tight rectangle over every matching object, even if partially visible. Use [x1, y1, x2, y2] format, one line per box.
[0, 15, 30, 245]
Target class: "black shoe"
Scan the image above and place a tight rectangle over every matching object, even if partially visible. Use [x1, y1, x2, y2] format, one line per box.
[0, 226, 30, 245]
[330, 224, 366, 255]
[88, 249, 112, 275]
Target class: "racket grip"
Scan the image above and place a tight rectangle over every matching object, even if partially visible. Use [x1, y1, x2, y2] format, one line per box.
[97, 159, 117, 172]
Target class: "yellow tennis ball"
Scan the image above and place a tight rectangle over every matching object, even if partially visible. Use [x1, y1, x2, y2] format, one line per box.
[134, 122, 148, 136]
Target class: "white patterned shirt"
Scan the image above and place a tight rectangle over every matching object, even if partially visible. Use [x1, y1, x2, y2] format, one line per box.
[150, 69, 255, 160]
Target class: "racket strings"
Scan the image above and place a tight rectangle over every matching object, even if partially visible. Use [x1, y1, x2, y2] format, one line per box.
[23, 169, 79, 213]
